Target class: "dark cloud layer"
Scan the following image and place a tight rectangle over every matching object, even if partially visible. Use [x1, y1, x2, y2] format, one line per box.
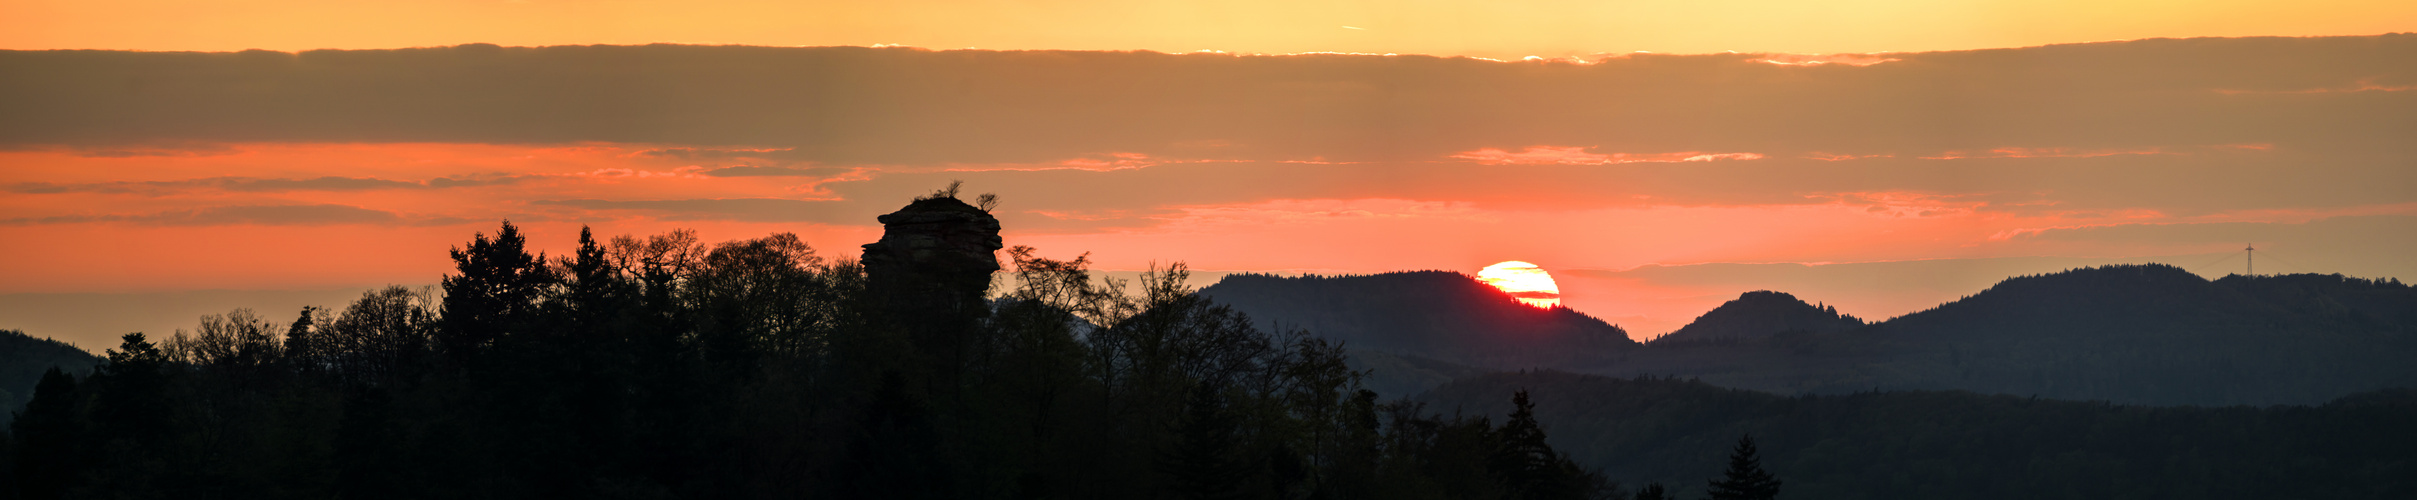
[3, 37, 2411, 165]
[697, 165, 849, 177]
[6, 175, 528, 194]
[2024, 214, 2417, 247]
[2, 204, 410, 226]
[530, 198, 859, 223]
[819, 148, 2415, 218]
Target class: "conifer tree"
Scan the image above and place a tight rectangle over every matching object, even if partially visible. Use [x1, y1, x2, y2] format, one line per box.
[1705, 434, 1781, 500]
[439, 220, 558, 358]
[1491, 390, 1591, 499]
[561, 225, 627, 319]
[1634, 482, 1669, 500]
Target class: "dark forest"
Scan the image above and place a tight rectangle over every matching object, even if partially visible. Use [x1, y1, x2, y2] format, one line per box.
[3, 191, 1637, 500]
[6, 189, 2414, 499]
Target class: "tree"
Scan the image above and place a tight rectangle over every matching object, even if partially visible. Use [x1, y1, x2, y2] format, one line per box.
[283, 306, 323, 371]
[93, 333, 174, 445]
[1705, 434, 1781, 500]
[11, 367, 84, 500]
[1484, 390, 1607, 500]
[1160, 382, 1251, 500]
[560, 226, 631, 320]
[1633, 483, 1668, 500]
[439, 220, 558, 359]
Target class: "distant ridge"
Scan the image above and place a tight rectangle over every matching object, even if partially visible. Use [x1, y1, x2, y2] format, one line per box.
[1603, 264, 2417, 405]
[1, 329, 100, 426]
[1652, 290, 1864, 344]
[1199, 271, 1636, 370]
[1419, 370, 2417, 500]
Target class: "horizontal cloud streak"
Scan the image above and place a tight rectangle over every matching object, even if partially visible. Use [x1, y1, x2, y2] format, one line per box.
[698, 165, 849, 177]
[0, 204, 430, 226]
[531, 198, 858, 223]
[2, 36, 2412, 166]
[6, 175, 528, 194]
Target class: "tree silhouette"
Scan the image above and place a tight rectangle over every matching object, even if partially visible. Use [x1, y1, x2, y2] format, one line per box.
[1160, 382, 1250, 500]
[1705, 434, 1781, 500]
[439, 220, 557, 359]
[1489, 390, 1594, 500]
[11, 367, 83, 500]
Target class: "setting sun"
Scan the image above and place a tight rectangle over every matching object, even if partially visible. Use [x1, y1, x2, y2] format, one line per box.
[1478, 261, 1563, 309]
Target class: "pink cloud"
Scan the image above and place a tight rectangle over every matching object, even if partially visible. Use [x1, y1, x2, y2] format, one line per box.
[1921, 147, 2168, 160]
[1745, 53, 1902, 67]
[1801, 152, 1894, 161]
[1451, 146, 1763, 165]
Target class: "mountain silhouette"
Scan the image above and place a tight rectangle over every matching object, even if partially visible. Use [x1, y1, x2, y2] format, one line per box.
[0, 329, 98, 426]
[1592, 264, 2417, 405]
[1198, 271, 1637, 370]
[1651, 290, 1864, 344]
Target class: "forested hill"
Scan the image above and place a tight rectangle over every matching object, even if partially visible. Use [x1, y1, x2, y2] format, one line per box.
[1198, 271, 1638, 369]
[1650, 291, 1864, 344]
[0, 330, 97, 426]
[1421, 370, 2417, 500]
[1593, 265, 2417, 406]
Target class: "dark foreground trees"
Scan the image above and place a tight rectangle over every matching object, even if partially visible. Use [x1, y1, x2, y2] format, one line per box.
[5, 210, 1613, 500]
[1704, 435, 1780, 500]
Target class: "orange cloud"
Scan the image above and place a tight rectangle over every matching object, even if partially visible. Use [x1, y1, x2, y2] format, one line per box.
[1745, 53, 1901, 66]
[2214, 78, 2417, 95]
[1921, 147, 2169, 160]
[1451, 146, 1763, 165]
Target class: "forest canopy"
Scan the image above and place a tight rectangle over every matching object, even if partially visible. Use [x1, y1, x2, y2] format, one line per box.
[3, 195, 1619, 500]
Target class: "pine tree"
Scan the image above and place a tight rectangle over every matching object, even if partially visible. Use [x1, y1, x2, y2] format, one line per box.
[1633, 482, 1669, 500]
[439, 220, 558, 358]
[1705, 434, 1781, 500]
[1491, 390, 1588, 500]
[283, 306, 321, 371]
[562, 225, 629, 319]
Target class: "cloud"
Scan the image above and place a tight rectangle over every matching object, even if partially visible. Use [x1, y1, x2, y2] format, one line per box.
[1, 204, 417, 226]
[530, 198, 860, 223]
[1919, 146, 2167, 160]
[1745, 53, 1901, 66]
[2014, 214, 2417, 245]
[697, 165, 849, 177]
[424, 174, 535, 188]
[6, 175, 527, 194]
[1448, 146, 1762, 165]
[633, 147, 797, 160]
[3, 35, 2411, 166]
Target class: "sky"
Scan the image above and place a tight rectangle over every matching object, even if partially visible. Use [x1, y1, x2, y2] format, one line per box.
[1, 1, 2413, 348]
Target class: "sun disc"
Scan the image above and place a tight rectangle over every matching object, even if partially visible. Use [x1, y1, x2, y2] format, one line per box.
[1478, 260, 1562, 308]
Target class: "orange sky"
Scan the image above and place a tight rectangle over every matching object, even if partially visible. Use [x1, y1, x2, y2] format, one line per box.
[1, 5, 2413, 347]
[3, 0, 2413, 57]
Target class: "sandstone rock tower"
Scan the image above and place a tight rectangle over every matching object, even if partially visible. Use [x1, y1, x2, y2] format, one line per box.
[860, 193, 1003, 361]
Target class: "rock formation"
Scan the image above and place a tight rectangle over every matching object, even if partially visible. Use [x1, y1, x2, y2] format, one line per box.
[860, 195, 1003, 362]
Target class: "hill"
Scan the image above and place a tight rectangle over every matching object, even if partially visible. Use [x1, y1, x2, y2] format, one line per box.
[1, 329, 100, 425]
[1420, 370, 2417, 500]
[1586, 265, 2417, 406]
[1651, 290, 1864, 343]
[1199, 271, 1638, 370]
